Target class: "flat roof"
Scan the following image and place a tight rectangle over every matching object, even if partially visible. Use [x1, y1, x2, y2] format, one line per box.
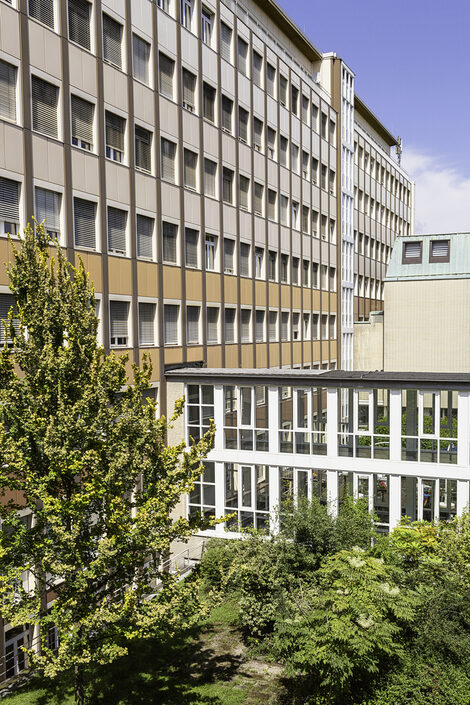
[386, 233, 470, 282]
[252, 0, 323, 63]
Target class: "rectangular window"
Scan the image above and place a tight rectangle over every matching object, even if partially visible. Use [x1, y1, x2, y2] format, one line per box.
[201, 7, 212, 45]
[221, 95, 233, 133]
[253, 118, 263, 152]
[253, 182, 263, 216]
[133, 34, 150, 84]
[321, 112, 327, 139]
[34, 187, 61, 239]
[329, 169, 335, 194]
[185, 227, 198, 267]
[240, 242, 250, 277]
[292, 201, 299, 229]
[280, 195, 288, 226]
[279, 75, 287, 106]
[281, 311, 289, 341]
[224, 238, 234, 273]
[279, 136, 288, 167]
[237, 37, 248, 75]
[0, 293, 19, 347]
[138, 302, 156, 346]
[255, 309, 265, 342]
[164, 304, 179, 345]
[266, 63, 276, 97]
[267, 127, 276, 159]
[205, 234, 217, 270]
[302, 259, 309, 286]
[182, 68, 196, 111]
[204, 158, 216, 196]
[238, 106, 249, 143]
[252, 50, 263, 87]
[68, 0, 91, 50]
[280, 253, 289, 283]
[181, 0, 193, 29]
[103, 14, 122, 68]
[31, 76, 58, 138]
[321, 264, 328, 289]
[71, 95, 93, 150]
[183, 149, 197, 189]
[29, 0, 54, 27]
[206, 307, 219, 343]
[203, 82, 215, 122]
[292, 257, 299, 285]
[312, 104, 318, 131]
[255, 247, 264, 278]
[402, 240, 422, 263]
[186, 305, 200, 344]
[321, 164, 327, 190]
[107, 206, 127, 255]
[223, 168, 234, 204]
[312, 262, 318, 288]
[161, 138, 176, 181]
[136, 214, 154, 260]
[162, 221, 178, 263]
[135, 126, 152, 172]
[430, 239, 450, 262]
[73, 197, 95, 249]
[302, 312, 310, 338]
[292, 312, 300, 340]
[220, 22, 232, 62]
[159, 53, 174, 99]
[291, 85, 299, 115]
[302, 94, 309, 123]
[312, 313, 319, 339]
[291, 143, 299, 173]
[312, 209, 318, 236]
[311, 157, 318, 184]
[110, 300, 129, 346]
[329, 314, 336, 339]
[240, 308, 251, 342]
[224, 308, 236, 343]
[267, 189, 276, 220]
[268, 310, 277, 341]
[321, 313, 327, 339]
[329, 119, 336, 145]
[105, 111, 125, 162]
[268, 250, 277, 281]
[0, 60, 17, 122]
[302, 205, 309, 233]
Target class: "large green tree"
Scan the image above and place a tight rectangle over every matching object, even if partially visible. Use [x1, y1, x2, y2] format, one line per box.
[0, 223, 214, 704]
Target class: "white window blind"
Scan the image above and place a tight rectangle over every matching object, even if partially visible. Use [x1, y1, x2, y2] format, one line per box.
[240, 309, 251, 342]
[0, 294, 19, 347]
[133, 34, 150, 84]
[183, 149, 197, 189]
[206, 307, 219, 343]
[31, 76, 58, 137]
[253, 118, 263, 151]
[73, 197, 96, 249]
[281, 312, 289, 341]
[224, 238, 234, 273]
[239, 175, 249, 210]
[135, 126, 152, 172]
[35, 187, 61, 238]
[182, 69, 196, 111]
[160, 138, 176, 181]
[0, 177, 20, 231]
[164, 304, 179, 344]
[238, 107, 248, 143]
[159, 53, 174, 98]
[185, 228, 198, 267]
[240, 242, 250, 277]
[254, 183, 263, 216]
[0, 60, 17, 122]
[103, 14, 122, 68]
[269, 310, 277, 341]
[204, 159, 216, 196]
[162, 221, 177, 263]
[136, 214, 154, 259]
[71, 95, 93, 150]
[68, 0, 90, 49]
[186, 305, 199, 344]
[404, 241, 421, 260]
[107, 207, 127, 254]
[110, 301, 129, 346]
[138, 302, 156, 345]
[255, 310, 264, 342]
[224, 308, 235, 343]
[220, 22, 232, 62]
[223, 168, 233, 204]
[29, 0, 54, 27]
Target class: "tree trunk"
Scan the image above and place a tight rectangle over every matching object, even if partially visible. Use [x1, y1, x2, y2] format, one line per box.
[74, 664, 85, 705]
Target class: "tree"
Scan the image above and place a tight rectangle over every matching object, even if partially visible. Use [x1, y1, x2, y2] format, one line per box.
[0, 223, 214, 704]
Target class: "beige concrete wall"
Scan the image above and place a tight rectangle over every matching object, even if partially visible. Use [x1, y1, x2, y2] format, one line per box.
[353, 312, 384, 371]
[384, 280, 470, 372]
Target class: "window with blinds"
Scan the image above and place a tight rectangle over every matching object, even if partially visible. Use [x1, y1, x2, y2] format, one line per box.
[185, 228, 198, 268]
[31, 76, 58, 137]
[221, 95, 233, 133]
[73, 197, 96, 249]
[0, 60, 17, 122]
[138, 302, 156, 346]
[29, 0, 54, 27]
[268, 251, 277, 281]
[68, 0, 91, 49]
[268, 310, 277, 341]
[0, 177, 20, 235]
[267, 189, 276, 221]
[204, 158, 216, 197]
[240, 309, 251, 342]
[223, 238, 234, 273]
[159, 53, 174, 99]
[105, 111, 125, 162]
[280, 254, 289, 283]
[255, 309, 264, 342]
[103, 14, 122, 68]
[402, 240, 422, 263]
[135, 125, 152, 172]
[203, 82, 215, 122]
[220, 22, 232, 62]
[252, 51, 263, 87]
[237, 37, 248, 75]
[164, 304, 179, 345]
[266, 63, 276, 97]
[253, 118, 263, 152]
[281, 312, 289, 341]
[430, 239, 450, 262]
[0, 294, 19, 348]
[183, 149, 197, 189]
[224, 308, 235, 343]
[267, 127, 275, 159]
[162, 221, 177, 263]
[205, 234, 217, 270]
[136, 214, 154, 260]
[223, 168, 233, 204]
[239, 175, 249, 210]
[71, 94, 93, 150]
[238, 107, 248, 143]
[110, 300, 129, 346]
[132, 34, 150, 85]
[160, 138, 176, 181]
[240, 242, 250, 277]
[182, 68, 196, 112]
[107, 207, 127, 255]
[35, 187, 61, 239]
[254, 183, 263, 216]
[186, 305, 200, 344]
[206, 307, 219, 344]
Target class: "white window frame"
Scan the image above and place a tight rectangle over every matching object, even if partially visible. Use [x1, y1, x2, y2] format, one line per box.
[205, 302, 220, 345]
[69, 87, 97, 154]
[201, 6, 213, 46]
[30, 68, 62, 141]
[108, 294, 132, 349]
[0, 50, 22, 127]
[0, 167, 24, 238]
[33, 178, 65, 246]
[106, 201, 129, 257]
[224, 304, 237, 344]
[163, 300, 181, 346]
[136, 208, 156, 262]
[186, 302, 201, 345]
[67, 0, 95, 54]
[72, 188, 100, 251]
[104, 104, 127, 165]
[132, 31, 153, 88]
[137, 296, 158, 347]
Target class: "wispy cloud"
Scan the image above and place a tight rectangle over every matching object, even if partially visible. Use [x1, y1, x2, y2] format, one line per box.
[402, 149, 470, 235]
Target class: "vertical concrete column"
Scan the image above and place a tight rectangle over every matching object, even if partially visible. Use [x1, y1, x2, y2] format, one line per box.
[326, 387, 337, 457]
[268, 386, 279, 453]
[457, 480, 469, 516]
[389, 389, 402, 462]
[388, 474, 401, 530]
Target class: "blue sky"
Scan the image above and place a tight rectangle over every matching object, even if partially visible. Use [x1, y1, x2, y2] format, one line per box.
[277, 0, 470, 233]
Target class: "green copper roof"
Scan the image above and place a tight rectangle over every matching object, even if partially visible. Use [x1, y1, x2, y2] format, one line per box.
[385, 233, 470, 281]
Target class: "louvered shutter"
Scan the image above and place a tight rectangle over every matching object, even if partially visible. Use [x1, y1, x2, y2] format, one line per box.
[0, 178, 20, 225]
[224, 239, 234, 272]
[254, 183, 263, 215]
[0, 60, 16, 122]
[135, 126, 151, 172]
[240, 243, 250, 276]
[31, 76, 58, 137]
[252, 51, 262, 86]
[183, 150, 197, 189]
[281, 312, 289, 340]
[182, 69, 195, 109]
[186, 306, 199, 344]
[404, 241, 421, 260]
[110, 300, 129, 345]
[203, 83, 215, 121]
[105, 111, 125, 152]
[68, 0, 90, 49]
[138, 302, 155, 346]
[220, 23, 232, 62]
[224, 308, 235, 343]
[136, 214, 153, 259]
[240, 309, 250, 342]
[160, 138, 175, 181]
[159, 53, 174, 98]
[0, 294, 19, 346]
[103, 14, 122, 68]
[132, 34, 150, 84]
[221, 96, 232, 131]
[431, 240, 449, 258]
[239, 176, 249, 209]
[162, 222, 177, 262]
[29, 0, 54, 27]
[206, 307, 218, 343]
[164, 304, 178, 344]
[35, 187, 61, 237]
[107, 207, 127, 254]
[269, 311, 277, 340]
[74, 198, 96, 249]
[185, 228, 198, 267]
[71, 95, 93, 148]
[255, 310, 264, 341]
[238, 108, 248, 142]
[204, 159, 216, 196]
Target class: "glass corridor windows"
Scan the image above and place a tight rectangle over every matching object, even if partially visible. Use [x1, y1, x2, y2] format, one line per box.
[188, 462, 215, 520]
[279, 387, 327, 455]
[224, 463, 270, 531]
[186, 384, 214, 443]
[223, 385, 269, 451]
[279, 467, 327, 505]
[338, 388, 390, 459]
[401, 390, 458, 464]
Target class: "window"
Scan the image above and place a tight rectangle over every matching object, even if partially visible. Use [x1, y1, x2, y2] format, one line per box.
[103, 14, 122, 68]
[302, 312, 310, 338]
[224, 238, 234, 273]
[107, 207, 127, 255]
[185, 228, 198, 267]
[255, 309, 265, 342]
[268, 250, 277, 281]
[329, 169, 335, 194]
[238, 107, 249, 143]
[221, 95, 233, 133]
[253, 183, 263, 216]
[164, 304, 179, 345]
[68, 0, 91, 50]
[181, 0, 193, 29]
[206, 306, 219, 343]
[223, 168, 233, 204]
[0, 61, 16, 122]
[312, 313, 319, 339]
[105, 111, 125, 162]
[0, 293, 19, 347]
[329, 119, 336, 146]
[160, 138, 176, 181]
[267, 189, 276, 220]
[237, 37, 248, 75]
[329, 219, 336, 243]
[291, 85, 299, 115]
[291, 201, 299, 229]
[321, 164, 327, 190]
[302, 150, 309, 179]
[292, 312, 300, 340]
[31, 76, 58, 138]
[311, 157, 318, 184]
[312, 262, 318, 288]
[73, 197, 95, 249]
[238, 175, 249, 210]
[201, 7, 212, 45]
[240, 242, 250, 277]
[402, 240, 422, 263]
[280, 253, 288, 283]
[135, 126, 152, 172]
[201, 235, 217, 275]
[321, 112, 327, 139]
[302, 259, 309, 286]
[279, 75, 287, 106]
[220, 22, 232, 62]
[252, 51, 263, 87]
[267, 127, 276, 159]
[292, 257, 299, 285]
[280, 195, 288, 226]
[240, 309, 251, 342]
[255, 247, 264, 278]
[133, 34, 150, 84]
[29, 0, 54, 27]
[71, 95, 93, 150]
[302, 94, 309, 123]
[430, 239, 450, 262]
[312, 210, 318, 236]
[203, 82, 215, 122]
[279, 136, 288, 167]
[224, 308, 236, 343]
[110, 301, 129, 347]
[182, 68, 196, 111]
[321, 314, 327, 338]
[183, 149, 197, 189]
[266, 63, 276, 97]
[253, 118, 263, 152]
[321, 264, 328, 289]
[329, 315, 336, 339]
[302, 206, 309, 233]
[268, 310, 277, 341]
[321, 215, 327, 240]
[159, 53, 174, 99]
[186, 305, 200, 344]
[139, 302, 156, 346]
[311, 103, 318, 131]
[34, 187, 61, 239]
[291, 143, 299, 173]
[281, 311, 289, 341]
[136, 214, 154, 260]
[204, 158, 216, 196]
[162, 221, 178, 263]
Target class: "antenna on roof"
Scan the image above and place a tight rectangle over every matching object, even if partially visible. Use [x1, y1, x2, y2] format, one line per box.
[396, 136, 403, 166]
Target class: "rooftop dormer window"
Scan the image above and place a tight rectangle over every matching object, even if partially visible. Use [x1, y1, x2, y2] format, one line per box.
[402, 240, 422, 264]
[429, 239, 450, 263]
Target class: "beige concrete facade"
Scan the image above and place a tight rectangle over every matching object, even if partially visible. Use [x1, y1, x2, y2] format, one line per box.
[353, 310, 384, 371]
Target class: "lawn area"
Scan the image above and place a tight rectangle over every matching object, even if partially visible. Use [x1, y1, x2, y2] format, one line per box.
[1, 600, 285, 705]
